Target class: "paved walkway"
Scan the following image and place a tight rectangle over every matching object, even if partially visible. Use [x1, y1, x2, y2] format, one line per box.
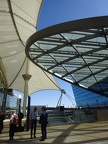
[0, 120, 108, 144]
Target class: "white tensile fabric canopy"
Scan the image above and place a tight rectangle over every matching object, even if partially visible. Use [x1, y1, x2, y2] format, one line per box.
[0, 0, 60, 95]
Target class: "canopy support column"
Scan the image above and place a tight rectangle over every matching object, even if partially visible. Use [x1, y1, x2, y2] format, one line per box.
[22, 74, 32, 117]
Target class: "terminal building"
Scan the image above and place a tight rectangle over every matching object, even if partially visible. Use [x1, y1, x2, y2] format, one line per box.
[0, 89, 22, 117]
[72, 84, 108, 108]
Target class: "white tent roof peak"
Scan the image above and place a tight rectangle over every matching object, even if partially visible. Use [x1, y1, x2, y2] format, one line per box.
[0, 0, 60, 94]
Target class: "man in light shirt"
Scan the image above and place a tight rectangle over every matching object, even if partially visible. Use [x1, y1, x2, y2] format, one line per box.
[9, 110, 18, 140]
[29, 107, 38, 139]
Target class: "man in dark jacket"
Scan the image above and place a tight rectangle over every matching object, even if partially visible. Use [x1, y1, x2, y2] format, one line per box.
[39, 107, 48, 141]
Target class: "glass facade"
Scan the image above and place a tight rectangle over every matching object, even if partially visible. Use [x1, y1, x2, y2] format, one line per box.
[72, 84, 108, 108]
[6, 94, 19, 111]
[0, 91, 19, 112]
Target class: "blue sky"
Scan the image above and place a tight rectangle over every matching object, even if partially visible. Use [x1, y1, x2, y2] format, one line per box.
[30, 77, 75, 107]
[38, 0, 108, 30]
[16, 0, 108, 108]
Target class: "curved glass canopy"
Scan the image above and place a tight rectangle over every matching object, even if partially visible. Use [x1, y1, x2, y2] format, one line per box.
[26, 16, 108, 97]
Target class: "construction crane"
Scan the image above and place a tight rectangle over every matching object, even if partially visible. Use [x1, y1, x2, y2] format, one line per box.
[56, 89, 75, 109]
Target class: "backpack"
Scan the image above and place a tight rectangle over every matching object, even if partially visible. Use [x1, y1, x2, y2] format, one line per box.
[18, 112, 24, 119]
[13, 115, 19, 125]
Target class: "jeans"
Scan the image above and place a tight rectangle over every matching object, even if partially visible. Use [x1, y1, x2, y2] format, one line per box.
[30, 119, 37, 138]
[41, 124, 47, 140]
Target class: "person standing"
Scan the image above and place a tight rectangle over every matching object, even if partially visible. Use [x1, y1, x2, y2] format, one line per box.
[18, 110, 24, 128]
[29, 106, 38, 139]
[9, 110, 17, 140]
[39, 107, 48, 141]
[0, 110, 5, 134]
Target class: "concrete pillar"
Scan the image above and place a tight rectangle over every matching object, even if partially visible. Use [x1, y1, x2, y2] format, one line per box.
[22, 74, 32, 117]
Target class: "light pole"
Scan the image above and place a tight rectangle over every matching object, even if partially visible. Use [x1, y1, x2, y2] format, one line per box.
[96, 98, 98, 108]
[18, 94, 21, 112]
